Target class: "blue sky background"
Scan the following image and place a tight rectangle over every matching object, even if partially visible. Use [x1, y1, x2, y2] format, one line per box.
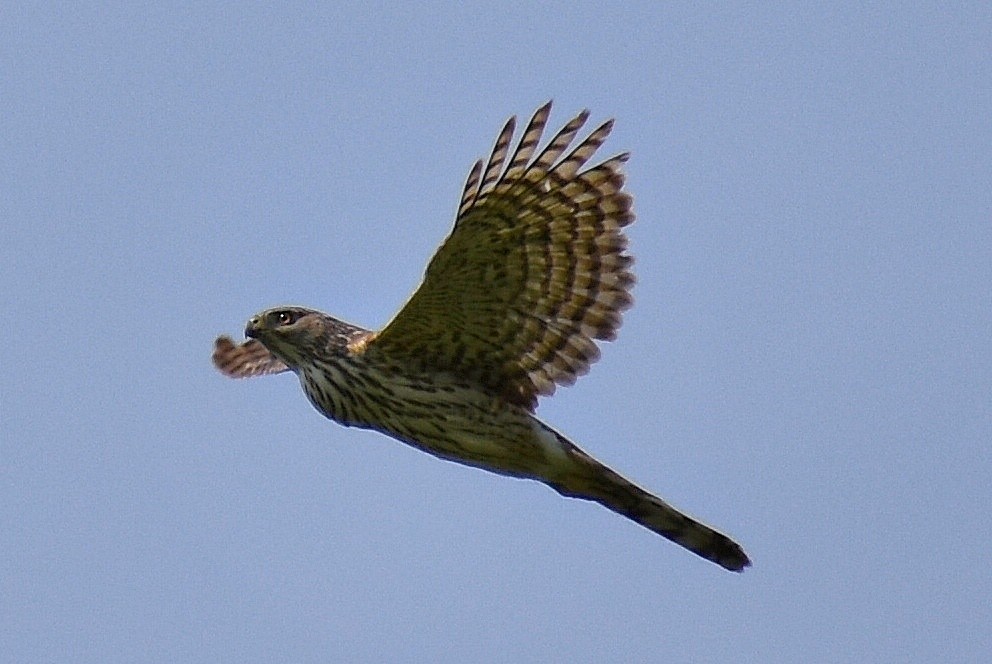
[3, 3, 990, 662]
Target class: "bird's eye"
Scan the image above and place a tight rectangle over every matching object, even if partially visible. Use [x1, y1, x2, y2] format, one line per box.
[276, 311, 295, 326]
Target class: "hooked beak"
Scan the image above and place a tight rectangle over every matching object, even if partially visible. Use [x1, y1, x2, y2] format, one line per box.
[245, 316, 261, 339]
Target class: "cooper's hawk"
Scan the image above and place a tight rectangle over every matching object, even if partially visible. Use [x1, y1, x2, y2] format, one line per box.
[213, 102, 750, 571]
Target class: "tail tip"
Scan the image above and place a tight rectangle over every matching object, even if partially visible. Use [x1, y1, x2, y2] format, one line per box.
[718, 544, 752, 573]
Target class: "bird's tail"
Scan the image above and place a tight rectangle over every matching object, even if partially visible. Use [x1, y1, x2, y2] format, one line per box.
[547, 434, 751, 572]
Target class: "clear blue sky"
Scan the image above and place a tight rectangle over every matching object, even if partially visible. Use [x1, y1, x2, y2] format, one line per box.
[3, 3, 989, 662]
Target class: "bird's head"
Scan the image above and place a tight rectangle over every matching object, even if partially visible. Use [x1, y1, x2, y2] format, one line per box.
[244, 306, 327, 369]
[243, 307, 371, 370]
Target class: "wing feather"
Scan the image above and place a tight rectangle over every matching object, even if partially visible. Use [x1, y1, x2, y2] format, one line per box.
[369, 102, 635, 410]
[213, 336, 290, 378]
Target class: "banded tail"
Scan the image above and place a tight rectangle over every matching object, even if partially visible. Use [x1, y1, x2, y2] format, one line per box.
[549, 433, 751, 572]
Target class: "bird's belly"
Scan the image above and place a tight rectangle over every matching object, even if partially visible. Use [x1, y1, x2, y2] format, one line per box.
[379, 397, 555, 478]
[301, 366, 568, 478]
[330, 372, 565, 478]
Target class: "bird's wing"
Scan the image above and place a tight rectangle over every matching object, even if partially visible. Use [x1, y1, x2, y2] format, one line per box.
[368, 102, 635, 410]
[213, 336, 290, 378]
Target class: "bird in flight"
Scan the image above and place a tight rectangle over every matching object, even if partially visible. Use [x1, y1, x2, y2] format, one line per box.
[213, 102, 750, 571]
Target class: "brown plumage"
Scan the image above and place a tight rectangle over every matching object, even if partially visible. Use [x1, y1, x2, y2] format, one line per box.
[213, 103, 750, 572]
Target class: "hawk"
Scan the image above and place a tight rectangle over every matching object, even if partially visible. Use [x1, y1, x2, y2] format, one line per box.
[213, 102, 750, 571]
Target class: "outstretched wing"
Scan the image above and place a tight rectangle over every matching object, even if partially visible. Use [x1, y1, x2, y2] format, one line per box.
[213, 336, 290, 378]
[368, 102, 635, 410]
